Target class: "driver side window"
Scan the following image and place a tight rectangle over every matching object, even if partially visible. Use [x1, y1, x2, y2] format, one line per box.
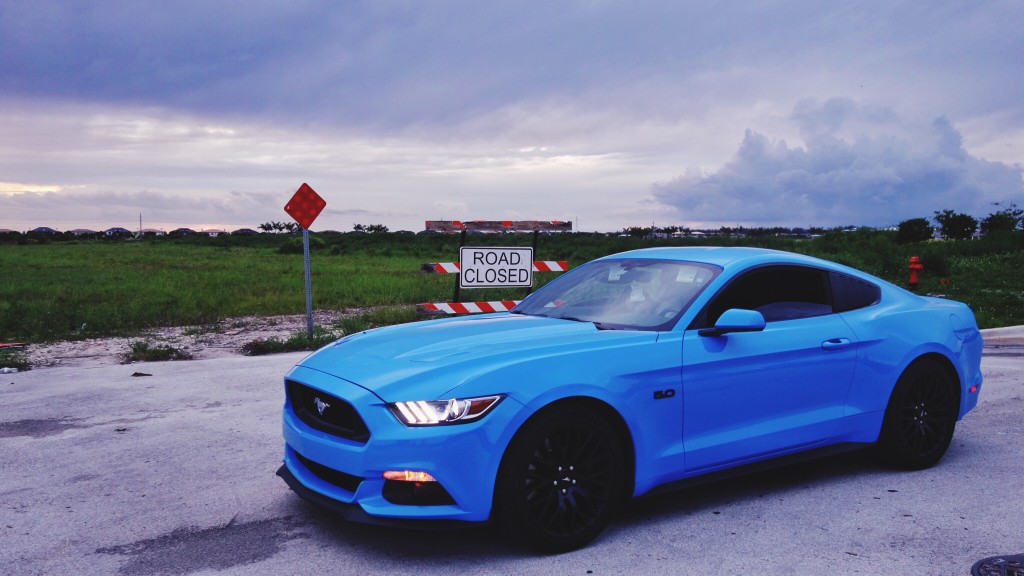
[702, 265, 832, 326]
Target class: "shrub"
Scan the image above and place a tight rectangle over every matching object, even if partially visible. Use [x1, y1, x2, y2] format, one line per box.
[0, 348, 30, 371]
[277, 236, 326, 254]
[241, 327, 340, 356]
[125, 341, 193, 363]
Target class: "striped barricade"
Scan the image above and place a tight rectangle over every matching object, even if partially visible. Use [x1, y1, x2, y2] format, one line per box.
[417, 301, 521, 315]
[418, 260, 568, 315]
[420, 261, 568, 274]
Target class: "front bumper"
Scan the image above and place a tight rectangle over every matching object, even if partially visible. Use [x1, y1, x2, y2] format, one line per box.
[279, 366, 521, 524]
[276, 463, 480, 529]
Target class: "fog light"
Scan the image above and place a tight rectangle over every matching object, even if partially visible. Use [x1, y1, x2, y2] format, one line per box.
[383, 470, 437, 482]
[381, 472, 456, 506]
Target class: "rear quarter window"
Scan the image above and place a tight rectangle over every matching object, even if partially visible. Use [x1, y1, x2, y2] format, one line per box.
[830, 271, 881, 312]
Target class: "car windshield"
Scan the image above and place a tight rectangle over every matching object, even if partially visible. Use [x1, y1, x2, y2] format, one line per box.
[514, 258, 720, 331]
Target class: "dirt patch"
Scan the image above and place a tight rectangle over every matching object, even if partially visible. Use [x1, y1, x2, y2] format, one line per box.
[22, 310, 366, 369]
[15, 316, 1018, 371]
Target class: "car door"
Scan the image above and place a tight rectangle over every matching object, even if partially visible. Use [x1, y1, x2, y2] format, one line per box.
[680, 265, 857, 472]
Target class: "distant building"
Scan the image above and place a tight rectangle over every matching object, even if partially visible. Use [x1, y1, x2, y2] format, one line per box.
[230, 228, 258, 235]
[203, 229, 226, 237]
[30, 226, 59, 234]
[69, 228, 98, 236]
[140, 228, 166, 237]
[104, 227, 133, 238]
[169, 228, 197, 236]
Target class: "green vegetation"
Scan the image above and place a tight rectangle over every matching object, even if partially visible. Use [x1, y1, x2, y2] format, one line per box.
[241, 326, 342, 356]
[933, 209, 979, 241]
[980, 203, 1023, 235]
[240, 306, 423, 355]
[0, 347, 30, 371]
[1, 230, 1022, 344]
[125, 340, 193, 362]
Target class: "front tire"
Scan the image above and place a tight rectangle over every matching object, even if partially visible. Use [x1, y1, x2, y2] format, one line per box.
[495, 407, 626, 552]
[877, 360, 959, 470]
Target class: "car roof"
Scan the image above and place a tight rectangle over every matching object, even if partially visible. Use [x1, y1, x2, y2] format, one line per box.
[600, 246, 841, 270]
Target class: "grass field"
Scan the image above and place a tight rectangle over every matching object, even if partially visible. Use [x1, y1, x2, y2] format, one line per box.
[1, 229, 1022, 344]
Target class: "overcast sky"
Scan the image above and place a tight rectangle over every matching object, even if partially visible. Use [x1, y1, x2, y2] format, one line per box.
[1, 1, 1022, 233]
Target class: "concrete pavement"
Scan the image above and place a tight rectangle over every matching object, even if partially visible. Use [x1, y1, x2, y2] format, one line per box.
[1, 334, 1021, 575]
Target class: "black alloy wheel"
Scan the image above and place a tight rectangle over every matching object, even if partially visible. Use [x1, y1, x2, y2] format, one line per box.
[878, 360, 959, 470]
[495, 407, 626, 552]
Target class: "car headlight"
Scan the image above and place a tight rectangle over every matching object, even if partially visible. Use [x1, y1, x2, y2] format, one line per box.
[387, 395, 504, 426]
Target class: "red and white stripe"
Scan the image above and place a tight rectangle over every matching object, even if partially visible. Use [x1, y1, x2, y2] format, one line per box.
[417, 301, 521, 314]
[532, 260, 568, 272]
[422, 261, 568, 274]
[426, 262, 462, 274]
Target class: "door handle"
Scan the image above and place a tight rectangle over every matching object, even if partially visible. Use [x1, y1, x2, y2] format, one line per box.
[821, 338, 852, 351]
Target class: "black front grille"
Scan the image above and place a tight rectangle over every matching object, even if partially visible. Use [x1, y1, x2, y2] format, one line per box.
[294, 450, 363, 494]
[287, 380, 370, 443]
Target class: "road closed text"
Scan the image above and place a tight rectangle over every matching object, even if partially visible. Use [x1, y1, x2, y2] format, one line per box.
[459, 247, 534, 288]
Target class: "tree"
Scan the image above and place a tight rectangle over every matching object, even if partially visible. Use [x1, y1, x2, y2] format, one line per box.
[259, 221, 297, 233]
[933, 210, 978, 240]
[353, 223, 389, 233]
[896, 217, 933, 244]
[621, 226, 652, 238]
[980, 203, 1023, 235]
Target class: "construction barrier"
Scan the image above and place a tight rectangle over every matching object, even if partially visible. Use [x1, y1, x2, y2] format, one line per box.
[416, 223, 569, 315]
[416, 301, 520, 315]
[420, 261, 568, 274]
[425, 220, 572, 233]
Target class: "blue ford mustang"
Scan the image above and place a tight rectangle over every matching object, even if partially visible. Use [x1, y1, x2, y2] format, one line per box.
[277, 247, 983, 551]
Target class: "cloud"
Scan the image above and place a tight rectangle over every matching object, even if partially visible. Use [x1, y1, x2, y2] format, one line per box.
[0, 189, 275, 229]
[6, 2, 1019, 134]
[0, 185, 430, 233]
[652, 98, 1024, 227]
[1, 2, 1022, 233]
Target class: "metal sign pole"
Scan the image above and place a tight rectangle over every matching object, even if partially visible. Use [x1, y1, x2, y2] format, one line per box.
[303, 228, 313, 339]
[453, 229, 466, 303]
[525, 230, 539, 296]
[283, 183, 326, 340]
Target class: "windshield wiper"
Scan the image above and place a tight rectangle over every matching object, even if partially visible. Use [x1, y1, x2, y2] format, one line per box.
[559, 315, 613, 330]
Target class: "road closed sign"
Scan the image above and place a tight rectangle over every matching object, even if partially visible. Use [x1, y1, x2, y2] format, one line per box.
[459, 247, 534, 288]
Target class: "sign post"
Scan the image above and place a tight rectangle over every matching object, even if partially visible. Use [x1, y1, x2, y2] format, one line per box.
[284, 183, 327, 339]
[301, 228, 313, 338]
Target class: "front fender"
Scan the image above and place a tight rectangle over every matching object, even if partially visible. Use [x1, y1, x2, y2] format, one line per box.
[455, 332, 687, 498]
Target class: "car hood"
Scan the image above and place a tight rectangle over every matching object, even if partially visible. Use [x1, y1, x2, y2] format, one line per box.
[294, 313, 656, 400]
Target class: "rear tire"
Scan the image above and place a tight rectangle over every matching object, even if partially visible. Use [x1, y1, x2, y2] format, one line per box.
[877, 360, 959, 470]
[494, 407, 626, 552]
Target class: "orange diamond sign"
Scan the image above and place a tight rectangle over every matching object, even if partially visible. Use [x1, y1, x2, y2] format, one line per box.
[284, 183, 327, 229]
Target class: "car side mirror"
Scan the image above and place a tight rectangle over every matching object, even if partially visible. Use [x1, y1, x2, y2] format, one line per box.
[698, 309, 766, 337]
